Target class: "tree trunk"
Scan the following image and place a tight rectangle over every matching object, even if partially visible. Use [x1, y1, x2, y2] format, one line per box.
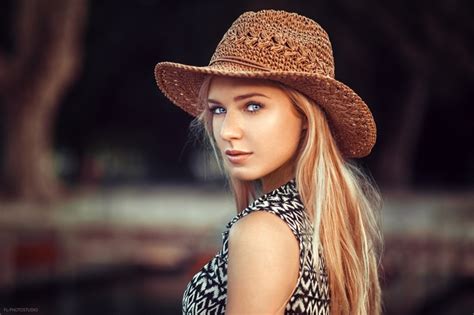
[3, 91, 62, 201]
[0, 0, 87, 202]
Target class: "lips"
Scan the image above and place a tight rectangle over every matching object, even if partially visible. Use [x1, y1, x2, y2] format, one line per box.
[225, 149, 252, 164]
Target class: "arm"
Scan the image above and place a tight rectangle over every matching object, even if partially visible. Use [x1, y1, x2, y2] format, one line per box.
[225, 211, 300, 315]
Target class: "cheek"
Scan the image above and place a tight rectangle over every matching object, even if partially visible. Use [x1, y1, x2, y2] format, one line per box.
[212, 120, 224, 148]
[256, 112, 302, 154]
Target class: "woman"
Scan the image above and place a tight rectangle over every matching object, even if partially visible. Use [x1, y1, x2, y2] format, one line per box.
[154, 9, 383, 315]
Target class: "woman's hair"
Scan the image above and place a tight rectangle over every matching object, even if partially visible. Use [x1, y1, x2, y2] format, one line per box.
[191, 75, 384, 315]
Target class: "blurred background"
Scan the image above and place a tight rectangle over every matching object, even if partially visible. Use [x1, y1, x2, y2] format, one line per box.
[0, 0, 473, 314]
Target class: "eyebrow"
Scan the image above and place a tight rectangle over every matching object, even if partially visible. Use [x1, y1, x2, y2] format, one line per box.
[207, 92, 269, 104]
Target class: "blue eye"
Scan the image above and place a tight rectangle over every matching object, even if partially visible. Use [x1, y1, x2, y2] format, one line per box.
[210, 106, 226, 115]
[247, 103, 262, 112]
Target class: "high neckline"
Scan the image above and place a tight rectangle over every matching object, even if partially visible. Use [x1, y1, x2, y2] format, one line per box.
[258, 177, 297, 200]
[225, 177, 300, 229]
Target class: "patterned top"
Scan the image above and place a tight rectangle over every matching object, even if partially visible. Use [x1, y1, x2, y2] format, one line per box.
[182, 178, 331, 314]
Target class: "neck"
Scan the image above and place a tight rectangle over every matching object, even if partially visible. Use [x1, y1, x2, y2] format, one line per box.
[261, 162, 296, 194]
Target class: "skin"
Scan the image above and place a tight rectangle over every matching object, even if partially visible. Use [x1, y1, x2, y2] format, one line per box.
[226, 210, 300, 314]
[207, 76, 305, 314]
[207, 76, 306, 193]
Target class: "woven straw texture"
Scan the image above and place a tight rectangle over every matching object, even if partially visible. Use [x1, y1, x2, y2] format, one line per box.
[154, 9, 376, 158]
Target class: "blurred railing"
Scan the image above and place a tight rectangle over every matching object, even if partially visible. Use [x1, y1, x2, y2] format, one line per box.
[0, 186, 473, 315]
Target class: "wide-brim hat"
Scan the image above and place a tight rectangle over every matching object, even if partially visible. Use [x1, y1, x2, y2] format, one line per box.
[154, 9, 376, 158]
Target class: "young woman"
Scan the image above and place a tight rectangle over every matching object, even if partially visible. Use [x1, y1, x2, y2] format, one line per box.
[154, 9, 383, 315]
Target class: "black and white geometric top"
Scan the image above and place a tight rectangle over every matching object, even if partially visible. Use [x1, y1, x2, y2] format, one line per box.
[182, 178, 331, 314]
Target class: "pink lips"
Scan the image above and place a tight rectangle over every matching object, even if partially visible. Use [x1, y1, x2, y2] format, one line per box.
[225, 149, 252, 164]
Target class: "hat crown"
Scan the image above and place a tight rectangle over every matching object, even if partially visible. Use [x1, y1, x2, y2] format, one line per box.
[209, 10, 335, 77]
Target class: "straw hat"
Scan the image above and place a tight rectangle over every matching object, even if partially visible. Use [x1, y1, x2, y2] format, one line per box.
[154, 9, 376, 158]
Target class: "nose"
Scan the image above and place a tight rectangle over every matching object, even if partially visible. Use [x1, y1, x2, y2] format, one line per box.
[219, 109, 243, 141]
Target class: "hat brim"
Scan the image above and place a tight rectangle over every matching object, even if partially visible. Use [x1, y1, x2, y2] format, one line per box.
[154, 61, 376, 158]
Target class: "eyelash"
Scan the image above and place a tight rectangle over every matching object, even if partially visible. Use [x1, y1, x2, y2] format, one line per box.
[208, 102, 264, 115]
[208, 106, 225, 115]
[246, 102, 262, 113]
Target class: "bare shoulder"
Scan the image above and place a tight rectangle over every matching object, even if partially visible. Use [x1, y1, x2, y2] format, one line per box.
[229, 210, 298, 244]
[226, 210, 300, 314]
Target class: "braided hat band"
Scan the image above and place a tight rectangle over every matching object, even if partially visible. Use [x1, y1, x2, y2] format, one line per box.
[154, 9, 376, 158]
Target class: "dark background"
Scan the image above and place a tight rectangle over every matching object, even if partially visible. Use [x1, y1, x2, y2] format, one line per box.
[2, 0, 472, 189]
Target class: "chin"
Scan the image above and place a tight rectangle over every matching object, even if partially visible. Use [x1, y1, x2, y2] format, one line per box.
[227, 168, 262, 182]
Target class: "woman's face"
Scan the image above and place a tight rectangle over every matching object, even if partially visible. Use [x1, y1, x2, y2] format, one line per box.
[207, 76, 305, 190]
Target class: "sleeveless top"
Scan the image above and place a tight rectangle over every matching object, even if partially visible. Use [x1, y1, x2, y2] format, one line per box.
[182, 178, 331, 314]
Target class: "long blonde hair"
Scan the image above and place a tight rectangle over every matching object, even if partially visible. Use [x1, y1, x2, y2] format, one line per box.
[191, 75, 384, 315]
